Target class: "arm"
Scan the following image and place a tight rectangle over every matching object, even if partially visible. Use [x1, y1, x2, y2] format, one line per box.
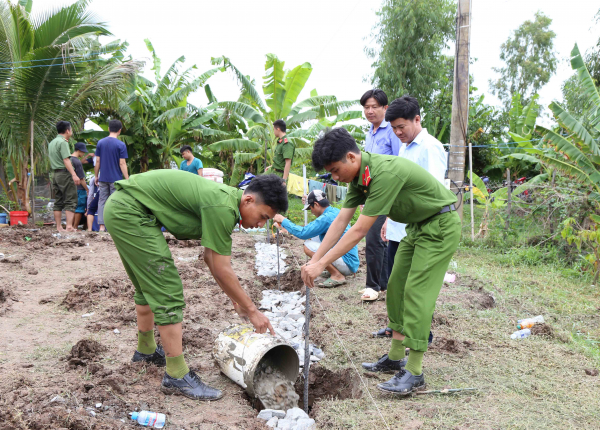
[283, 158, 292, 181]
[94, 156, 100, 186]
[204, 248, 274, 335]
[63, 158, 80, 185]
[302, 213, 377, 288]
[119, 158, 129, 180]
[81, 180, 89, 192]
[280, 216, 329, 240]
[198, 168, 203, 176]
[307, 207, 355, 263]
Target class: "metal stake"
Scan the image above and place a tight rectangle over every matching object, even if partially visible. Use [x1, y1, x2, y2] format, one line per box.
[276, 227, 280, 290]
[303, 287, 311, 413]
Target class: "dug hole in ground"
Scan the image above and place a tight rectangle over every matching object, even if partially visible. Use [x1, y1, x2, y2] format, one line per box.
[0, 226, 599, 429]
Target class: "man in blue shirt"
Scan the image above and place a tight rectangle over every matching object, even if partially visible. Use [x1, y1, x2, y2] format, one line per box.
[359, 89, 401, 301]
[273, 190, 359, 287]
[179, 145, 203, 175]
[95, 119, 129, 232]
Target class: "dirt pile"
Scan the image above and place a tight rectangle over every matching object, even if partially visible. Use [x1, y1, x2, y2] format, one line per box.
[429, 337, 475, 356]
[61, 277, 134, 311]
[66, 339, 106, 368]
[0, 286, 17, 315]
[259, 268, 304, 292]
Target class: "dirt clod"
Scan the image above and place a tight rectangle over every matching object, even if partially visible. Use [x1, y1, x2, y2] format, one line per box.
[259, 268, 304, 292]
[66, 339, 106, 367]
[585, 368, 598, 376]
[71, 255, 81, 261]
[430, 337, 475, 355]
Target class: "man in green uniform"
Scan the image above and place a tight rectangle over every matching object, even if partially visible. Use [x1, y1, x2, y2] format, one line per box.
[48, 121, 80, 232]
[301, 127, 461, 396]
[103, 171, 287, 400]
[265, 119, 294, 181]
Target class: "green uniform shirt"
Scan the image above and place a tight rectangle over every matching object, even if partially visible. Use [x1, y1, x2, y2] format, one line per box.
[48, 135, 71, 170]
[343, 152, 457, 224]
[114, 170, 242, 255]
[272, 136, 295, 171]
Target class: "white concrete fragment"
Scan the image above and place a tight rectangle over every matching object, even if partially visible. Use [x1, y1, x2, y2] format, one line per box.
[285, 407, 309, 421]
[81, 312, 95, 318]
[272, 410, 286, 418]
[266, 417, 279, 428]
[296, 418, 316, 429]
[257, 409, 273, 420]
[276, 418, 294, 429]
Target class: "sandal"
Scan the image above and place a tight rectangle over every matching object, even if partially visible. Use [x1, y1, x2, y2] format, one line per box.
[318, 278, 347, 288]
[361, 287, 379, 301]
[372, 327, 393, 338]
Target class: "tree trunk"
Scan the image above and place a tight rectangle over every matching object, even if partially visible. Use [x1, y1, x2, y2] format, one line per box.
[141, 148, 149, 173]
[16, 160, 31, 213]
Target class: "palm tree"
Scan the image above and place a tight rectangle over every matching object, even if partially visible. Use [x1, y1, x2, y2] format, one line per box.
[208, 54, 364, 184]
[0, 0, 141, 211]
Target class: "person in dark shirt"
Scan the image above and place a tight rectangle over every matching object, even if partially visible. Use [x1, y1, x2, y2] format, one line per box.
[95, 119, 129, 232]
[70, 142, 89, 229]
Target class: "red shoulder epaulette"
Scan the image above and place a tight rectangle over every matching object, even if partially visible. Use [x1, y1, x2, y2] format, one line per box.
[284, 138, 288, 143]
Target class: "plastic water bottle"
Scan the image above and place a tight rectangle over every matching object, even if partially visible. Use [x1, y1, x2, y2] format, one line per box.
[517, 315, 544, 330]
[511, 329, 531, 340]
[129, 411, 166, 428]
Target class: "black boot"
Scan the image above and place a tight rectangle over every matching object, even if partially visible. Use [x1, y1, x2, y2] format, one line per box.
[361, 354, 407, 373]
[377, 369, 426, 395]
[161, 370, 223, 401]
[132, 345, 166, 367]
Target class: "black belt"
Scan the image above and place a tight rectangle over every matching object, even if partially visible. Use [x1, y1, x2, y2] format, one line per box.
[438, 204, 455, 215]
[53, 168, 67, 172]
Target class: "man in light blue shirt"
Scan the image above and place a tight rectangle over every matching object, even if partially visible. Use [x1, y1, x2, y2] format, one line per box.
[359, 89, 401, 301]
[273, 190, 359, 287]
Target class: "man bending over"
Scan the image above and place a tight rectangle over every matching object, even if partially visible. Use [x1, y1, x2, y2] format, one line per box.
[104, 171, 286, 401]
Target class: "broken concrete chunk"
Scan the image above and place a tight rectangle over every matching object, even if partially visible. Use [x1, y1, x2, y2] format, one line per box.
[285, 407, 309, 421]
[266, 416, 279, 428]
[296, 418, 316, 429]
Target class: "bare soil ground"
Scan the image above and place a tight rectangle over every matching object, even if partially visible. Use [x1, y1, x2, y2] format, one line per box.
[1, 227, 599, 429]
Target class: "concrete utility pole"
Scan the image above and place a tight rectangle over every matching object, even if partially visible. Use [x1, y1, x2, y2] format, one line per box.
[448, 0, 471, 221]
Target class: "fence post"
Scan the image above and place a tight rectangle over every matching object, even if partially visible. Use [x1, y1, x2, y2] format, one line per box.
[505, 168, 511, 231]
[549, 169, 556, 235]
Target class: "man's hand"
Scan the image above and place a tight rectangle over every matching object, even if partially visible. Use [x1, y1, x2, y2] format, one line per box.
[381, 219, 388, 242]
[72, 174, 80, 185]
[273, 214, 285, 224]
[94, 176, 99, 186]
[248, 308, 275, 335]
[359, 205, 364, 212]
[265, 165, 272, 172]
[301, 194, 307, 205]
[301, 262, 324, 289]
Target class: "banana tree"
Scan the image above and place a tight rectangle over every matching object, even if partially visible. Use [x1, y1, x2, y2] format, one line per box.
[88, 39, 228, 172]
[527, 44, 600, 200]
[0, 0, 141, 211]
[208, 55, 363, 184]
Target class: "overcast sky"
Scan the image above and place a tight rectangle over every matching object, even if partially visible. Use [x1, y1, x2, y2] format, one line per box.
[40, 0, 600, 122]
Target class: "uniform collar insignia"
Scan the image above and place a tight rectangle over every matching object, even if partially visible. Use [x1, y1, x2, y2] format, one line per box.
[362, 165, 372, 186]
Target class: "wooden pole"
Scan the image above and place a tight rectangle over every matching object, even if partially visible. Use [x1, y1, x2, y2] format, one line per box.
[447, 0, 471, 221]
[303, 164, 308, 226]
[549, 169, 556, 234]
[265, 138, 270, 244]
[30, 120, 35, 226]
[469, 140, 474, 241]
[505, 168, 511, 231]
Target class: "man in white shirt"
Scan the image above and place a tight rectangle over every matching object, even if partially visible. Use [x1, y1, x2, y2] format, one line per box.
[365, 95, 448, 373]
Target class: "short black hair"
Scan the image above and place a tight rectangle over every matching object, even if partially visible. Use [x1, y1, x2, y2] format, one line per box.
[311, 128, 360, 172]
[314, 200, 330, 209]
[56, 121, 71, 134]
[273, 119, 286, 132]
[385, 96, 420, 122]
[180, 145, 193, 154]
[245, 174, 288, 213]
[108, 119, 123, 133]
[360, 89, 388, 107]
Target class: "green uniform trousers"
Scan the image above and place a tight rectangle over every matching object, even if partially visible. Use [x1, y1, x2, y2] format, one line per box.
[103, 190, 185, 326]
[387, 210, 461, 352]
[51, 170, 78, 212]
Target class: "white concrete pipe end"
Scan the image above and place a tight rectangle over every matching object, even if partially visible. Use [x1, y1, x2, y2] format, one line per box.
[213, 324, 300, 397]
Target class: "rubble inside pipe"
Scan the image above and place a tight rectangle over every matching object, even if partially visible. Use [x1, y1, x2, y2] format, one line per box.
[255, 242, 288, 277]
[259, 290, 325, 372]
[254, 360, 299, 411]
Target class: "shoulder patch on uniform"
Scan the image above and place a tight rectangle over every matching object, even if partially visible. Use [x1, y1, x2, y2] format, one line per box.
[284, 138, 288, 143]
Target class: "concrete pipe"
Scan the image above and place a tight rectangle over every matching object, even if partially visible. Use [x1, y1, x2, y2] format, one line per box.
[213, 324, 299, 397]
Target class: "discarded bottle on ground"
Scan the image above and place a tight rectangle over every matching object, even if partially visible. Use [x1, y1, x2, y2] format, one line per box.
[517, 315, 544, 330]
[511, 329, 531, 340]
[129, 411, 166, 428]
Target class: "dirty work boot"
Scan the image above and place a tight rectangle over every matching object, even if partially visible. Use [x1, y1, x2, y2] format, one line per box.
[376, 369, 426, 396]
[361, 354, 407, 373]
[161, 370, 223, 401]
[132, 345, 166, 367]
